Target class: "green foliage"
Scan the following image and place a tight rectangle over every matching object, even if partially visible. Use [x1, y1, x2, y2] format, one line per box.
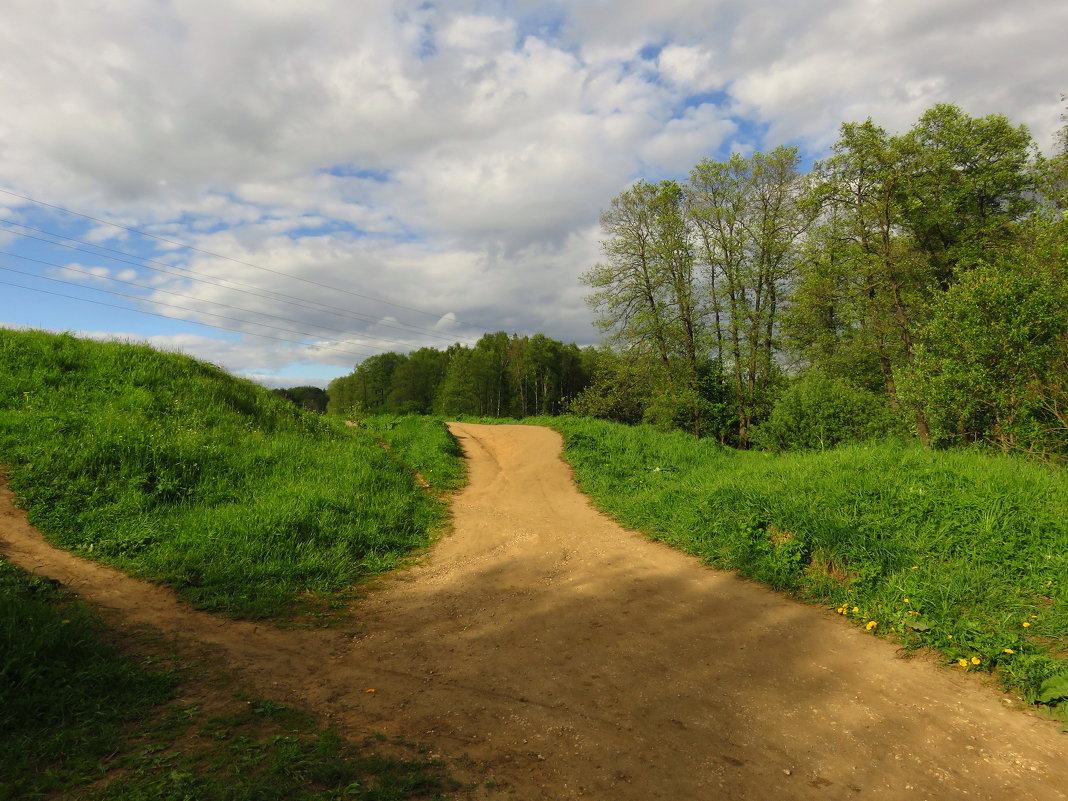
[362, 415, 466, 493]
[751, 371, 898, 451]
[0, 558, 175, 798]
[546, 416, 1068, 708]
[273, 385, 328, 414]
[899, 226, 1068, 462]
[0, 328, 448, 618]
[328, 333, 594, 420]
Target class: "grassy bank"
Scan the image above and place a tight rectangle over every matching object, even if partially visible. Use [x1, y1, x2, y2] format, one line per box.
[521, 416, 1068, 717]
[0, 557, 454, 800]
[0, 329, 459, 618]
[362, 415, 466, 493]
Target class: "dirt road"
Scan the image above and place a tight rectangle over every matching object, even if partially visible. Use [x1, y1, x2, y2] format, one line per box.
[3, 423, 1066, 799]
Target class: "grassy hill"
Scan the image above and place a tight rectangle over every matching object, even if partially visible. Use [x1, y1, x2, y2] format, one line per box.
[0, 328, 458, 618]
[0, 328, 462, 799]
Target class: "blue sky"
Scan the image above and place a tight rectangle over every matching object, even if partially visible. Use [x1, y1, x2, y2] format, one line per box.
[1, 0, 1065, 387]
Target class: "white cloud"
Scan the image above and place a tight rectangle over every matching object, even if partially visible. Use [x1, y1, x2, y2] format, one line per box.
[1, 0, 1064, 384]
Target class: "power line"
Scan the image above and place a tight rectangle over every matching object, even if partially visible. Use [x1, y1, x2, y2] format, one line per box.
[0, 278, 375, 360]
[0, 220, 482, 346]
[0, 249, 455, 353]
[0, 186, 492, 333]
[0, 262, 383, 358]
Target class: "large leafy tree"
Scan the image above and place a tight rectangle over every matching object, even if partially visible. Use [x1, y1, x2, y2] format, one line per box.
[581, 179, 709, 434]
[785, 105, 1035, 444]
[687, 146, 814, 445]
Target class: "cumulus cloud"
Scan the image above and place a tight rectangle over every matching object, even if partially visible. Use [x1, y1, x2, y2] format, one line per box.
[1, 0, 1064, 384]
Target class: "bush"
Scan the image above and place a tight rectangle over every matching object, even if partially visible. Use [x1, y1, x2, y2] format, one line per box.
[752, 371, 895, 451]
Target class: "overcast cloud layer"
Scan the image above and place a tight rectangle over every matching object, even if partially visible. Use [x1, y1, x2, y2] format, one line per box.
[1, 0, 1065, 386]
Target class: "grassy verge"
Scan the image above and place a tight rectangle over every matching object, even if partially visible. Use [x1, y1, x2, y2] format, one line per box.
[0, 557, 454, 801]
[361, 415, 466, 493]
[525, 416, 1068, 718]
[0, 329, 453, 619]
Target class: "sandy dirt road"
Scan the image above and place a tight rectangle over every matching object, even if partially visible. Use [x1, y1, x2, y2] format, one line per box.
[2, 422, 1067, 799]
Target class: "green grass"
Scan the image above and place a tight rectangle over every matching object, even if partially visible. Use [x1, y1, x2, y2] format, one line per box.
[0, 329, 457, 619]
[525, 416, 1068, 717]
[0, 557, 454, 801]
[361, 415, 466, 493]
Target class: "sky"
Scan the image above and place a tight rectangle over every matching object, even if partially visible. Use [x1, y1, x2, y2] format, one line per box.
[1, 0, 1065, 388]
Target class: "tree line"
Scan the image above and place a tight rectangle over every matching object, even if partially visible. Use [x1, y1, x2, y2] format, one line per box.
[577, 102, 1068, 461]
[314, 102, 1066, 462]
[325, 333, 597, 418]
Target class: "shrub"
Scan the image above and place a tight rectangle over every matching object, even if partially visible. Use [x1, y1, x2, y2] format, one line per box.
[752, 371, 895, 451]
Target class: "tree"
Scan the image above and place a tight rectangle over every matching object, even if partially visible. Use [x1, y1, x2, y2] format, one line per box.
[687, 146, 813, 445]
[582, 180, 710, 434]
[272, 386, 327, 413]
[898, 220, 1068, 461]
[787, 106, 1035, 445]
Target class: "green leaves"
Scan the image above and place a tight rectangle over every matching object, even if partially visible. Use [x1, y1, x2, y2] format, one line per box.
[1036, 674, 1068, 705]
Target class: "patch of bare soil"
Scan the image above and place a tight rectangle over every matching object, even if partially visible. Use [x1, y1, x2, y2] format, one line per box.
[2, 423, 1066, 799]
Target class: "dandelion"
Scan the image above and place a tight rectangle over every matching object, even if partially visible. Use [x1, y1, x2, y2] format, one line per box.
[1030, 615, 1038, 619]
[903, 598, 910, 603]
[911, 566, 919, 570]
[852, 607, 859, 614]
[957, 658, 969, 668]
[1022, 621, 1031, 628]
[947, 635, 953, 639]
[971, 657, 981, 665]
[865, 621, 878, 631]
[1003, 649, 1015, 654]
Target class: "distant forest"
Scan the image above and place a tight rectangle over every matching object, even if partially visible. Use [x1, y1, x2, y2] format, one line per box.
[325, 333, 597, 418]
[316, 102, 1068, 463]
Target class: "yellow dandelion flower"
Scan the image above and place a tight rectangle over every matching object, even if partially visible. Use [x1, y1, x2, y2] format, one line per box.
[1003, 648, 1015, 654]
[852, 606, 859, 613]
[971, 657, 981, 665]
[911, 566, 918, 570]
[865, 621, 878, 631]
[1030, 615, 1038, 619]
[947, 635, 953, 639]
[957, 658, 969, 668]
[903, 598, 910, 603]
[1022, 621, 1031, 628]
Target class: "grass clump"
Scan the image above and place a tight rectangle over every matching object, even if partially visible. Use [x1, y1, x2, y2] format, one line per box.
[542, 416, 1068, 716]
[0, 329, 452, 618]
[90, 701, 454, 801]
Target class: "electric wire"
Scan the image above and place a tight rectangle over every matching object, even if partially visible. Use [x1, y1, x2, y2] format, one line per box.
[0, 186, 492, 333]
[0, 278, 376, 360]
[0, 262, 383, 358]
[0, 250, 445, 353]
[0, 220, 481, 346]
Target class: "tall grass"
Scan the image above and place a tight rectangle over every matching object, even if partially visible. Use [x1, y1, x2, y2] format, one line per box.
[0, 329, 455, 618]
[362, 415, 466, 493]
[532, 416, 1068, 713]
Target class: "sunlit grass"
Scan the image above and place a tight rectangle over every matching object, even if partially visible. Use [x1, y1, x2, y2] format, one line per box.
[0, 329, 458, 618]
